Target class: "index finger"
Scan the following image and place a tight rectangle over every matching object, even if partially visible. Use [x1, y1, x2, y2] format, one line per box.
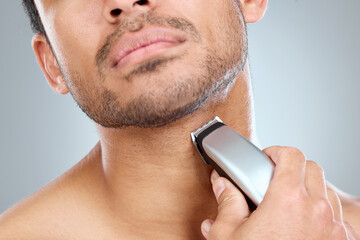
[263, 146, 306, 188]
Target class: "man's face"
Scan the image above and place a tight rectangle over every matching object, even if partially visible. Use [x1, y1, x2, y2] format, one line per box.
[36, 0, 248, 128]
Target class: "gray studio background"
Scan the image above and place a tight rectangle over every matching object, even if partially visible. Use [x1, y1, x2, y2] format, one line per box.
[1, 1, 359, 213]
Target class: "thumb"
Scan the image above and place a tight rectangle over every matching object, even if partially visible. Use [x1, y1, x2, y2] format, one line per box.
[211, 170, 250, 228]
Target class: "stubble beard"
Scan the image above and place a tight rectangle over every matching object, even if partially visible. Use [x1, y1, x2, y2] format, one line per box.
[62, 4, 248, 128]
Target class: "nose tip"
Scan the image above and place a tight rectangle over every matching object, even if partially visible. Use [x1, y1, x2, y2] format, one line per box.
[103, 0, 155, 24]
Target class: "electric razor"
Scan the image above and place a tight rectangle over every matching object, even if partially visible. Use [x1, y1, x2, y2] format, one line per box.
[191, 116, 275, 211]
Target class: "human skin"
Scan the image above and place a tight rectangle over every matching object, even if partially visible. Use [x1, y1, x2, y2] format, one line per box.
[202, 147, 360, 239]
[0, 0, 359, 239]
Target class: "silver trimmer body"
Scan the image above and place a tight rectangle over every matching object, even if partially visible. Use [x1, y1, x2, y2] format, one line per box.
[191, 116, 275, 209]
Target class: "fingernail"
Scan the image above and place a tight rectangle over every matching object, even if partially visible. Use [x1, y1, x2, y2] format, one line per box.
[215, 179, 225, 200]
[210, 170, 220, 184]
[202, 220, 212, 234]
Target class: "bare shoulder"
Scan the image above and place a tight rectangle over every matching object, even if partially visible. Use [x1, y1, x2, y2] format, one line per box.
[0, 161, 87, 239]
[0, 144, 112, 239]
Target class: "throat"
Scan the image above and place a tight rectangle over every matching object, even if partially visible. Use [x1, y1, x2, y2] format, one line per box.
[95, 142, 219, 238]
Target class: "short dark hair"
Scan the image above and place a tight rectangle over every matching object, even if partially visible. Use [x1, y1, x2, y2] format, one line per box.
[22, 0, 45, 35]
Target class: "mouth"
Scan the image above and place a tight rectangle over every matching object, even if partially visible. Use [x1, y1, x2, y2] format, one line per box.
[110, 27, 187, 69]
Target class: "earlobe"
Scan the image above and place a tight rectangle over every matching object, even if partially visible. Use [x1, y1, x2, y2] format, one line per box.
[240, 0, 268, 23]
[32, 34, 69, 95]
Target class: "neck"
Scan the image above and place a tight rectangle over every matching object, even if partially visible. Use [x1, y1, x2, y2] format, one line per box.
[92, 62, 259, 239]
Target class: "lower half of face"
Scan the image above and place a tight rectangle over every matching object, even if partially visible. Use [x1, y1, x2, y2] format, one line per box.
[60, 0, 247, 128]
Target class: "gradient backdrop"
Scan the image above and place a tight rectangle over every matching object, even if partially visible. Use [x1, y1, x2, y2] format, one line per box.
[1, 1, 359, 213]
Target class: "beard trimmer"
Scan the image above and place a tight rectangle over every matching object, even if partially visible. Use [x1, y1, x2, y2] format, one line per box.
[191, 116, 275, 211]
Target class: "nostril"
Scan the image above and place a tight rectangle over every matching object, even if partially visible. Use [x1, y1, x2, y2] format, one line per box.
[135, 0, 148, 6]
[110, 8, 122, 17]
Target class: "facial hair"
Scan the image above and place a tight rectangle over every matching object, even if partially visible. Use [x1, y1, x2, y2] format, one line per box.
[62, 2, 248, 128]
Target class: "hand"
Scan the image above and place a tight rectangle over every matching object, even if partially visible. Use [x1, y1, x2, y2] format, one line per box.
[201, 146, 355, 240]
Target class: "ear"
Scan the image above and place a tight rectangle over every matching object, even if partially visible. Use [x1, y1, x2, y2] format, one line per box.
[240, 0, 268, 23]
[32, 34, 69, 95]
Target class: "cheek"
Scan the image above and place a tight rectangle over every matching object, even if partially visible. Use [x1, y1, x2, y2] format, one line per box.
[167, 0, 235, 50]
[47, 1, 108, 85]
[203, 2, 244, 55]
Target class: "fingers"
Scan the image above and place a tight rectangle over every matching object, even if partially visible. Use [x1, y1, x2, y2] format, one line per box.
[263, 146, 344, 225]
[201, 219, 214, 240]
[304, 161, 344, 224]
[327, 185, 344, 223]
[263, 146, 306, 188]
[305, 160, 327, 199]
[200, 170, 250, 239]
[203, 145, 350, 240]
[344, 221, 360, 240]
[211, 169, 250, 227]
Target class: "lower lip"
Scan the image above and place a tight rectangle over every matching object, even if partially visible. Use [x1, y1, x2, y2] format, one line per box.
[114, 41, 184, 69]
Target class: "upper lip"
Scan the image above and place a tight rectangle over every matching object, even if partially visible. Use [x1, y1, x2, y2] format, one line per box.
[110, 27, 187, 68]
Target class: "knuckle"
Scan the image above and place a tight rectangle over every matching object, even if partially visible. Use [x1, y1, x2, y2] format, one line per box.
[263, 145, 282, 155]
[313, 198, 334, 221]
[270, 176, 307, 196]
[262, 146, 282, 162]
[288, 186, 308, 202]
[287, 147, 306, 159]
[270, 184, 308, 206]
[306, 160, 324, 174]
[218, 192, 240, 207]
[280, 147, 306, 162]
